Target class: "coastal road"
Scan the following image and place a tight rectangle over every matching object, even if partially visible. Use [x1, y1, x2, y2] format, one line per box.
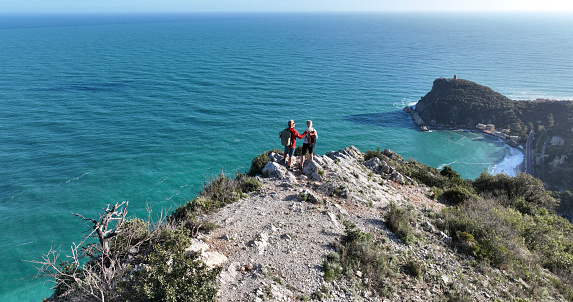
[525, 130, 534, 175]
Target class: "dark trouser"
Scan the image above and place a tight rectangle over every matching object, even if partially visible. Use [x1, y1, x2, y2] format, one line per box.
[301, 143, 314, 156]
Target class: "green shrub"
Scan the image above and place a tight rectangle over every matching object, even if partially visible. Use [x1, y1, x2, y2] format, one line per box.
[323, 222, 399, 296]
[508, 196, 535, 215]
[442, 186, 475, 205]
[443, 289, 472, 302]
[323, 252, 342, 281]
[294, 146, 302, 156]
[554, 190, 573, 222]
[406, 260, 423, 279]
[439, 199, 520, 267]
[429, 187, 443, 200]
[473, 172, 557, 212]
[524, 212, 573, 274]
[439, 194, 573, 301]
[453, 231, 485, 259]
[399, 162, 446, 189]
[198, 222, 218, 233]
[200, 174, 241, 207]
[171, 173, 256, 222]
[440, 166, 460, 179]
[247, 149, 281, 176]
[111, 218, 151, 254]
[236, 173, 262, 193]
[385, 203, 415, 245]
[364, 148, 386, 162]
[332, 186, 342, 196]
[120, 229, 221, 302]
[169, 199, 199, 222]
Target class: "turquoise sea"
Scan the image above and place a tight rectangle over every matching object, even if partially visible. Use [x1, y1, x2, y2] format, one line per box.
[1, 12, 573, 301]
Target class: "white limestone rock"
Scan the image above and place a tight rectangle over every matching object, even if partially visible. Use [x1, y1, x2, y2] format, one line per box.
[302, 161, 323, 181]
[201, 251, 228, 268]
[219, 262, 241, 285]
[254, 233, 269, 255]
[185, 239, 228, 268]
[262, 162, 287, 179]
[185, 238, 210, 255]
[268, 152, 283, 163]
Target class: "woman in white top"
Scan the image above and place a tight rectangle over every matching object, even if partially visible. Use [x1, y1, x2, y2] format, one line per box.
[300, 120, 318, 167]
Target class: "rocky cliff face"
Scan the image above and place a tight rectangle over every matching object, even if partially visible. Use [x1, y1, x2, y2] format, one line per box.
[189, 147, 563, 301]
[414, 78, 514, 128]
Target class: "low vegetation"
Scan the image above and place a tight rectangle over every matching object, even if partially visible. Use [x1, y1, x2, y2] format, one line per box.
[36, 148, 573, 301]
[119, 229, 221, 302]
[247, 148, 282, 176]
[323, 221, 400, 297]
[323, 148, 573, 300]
[384, 202, 416, 245]
[371, 147, 573, 300]
[170, 173, 261, 226]
[36, 172, 261, 302]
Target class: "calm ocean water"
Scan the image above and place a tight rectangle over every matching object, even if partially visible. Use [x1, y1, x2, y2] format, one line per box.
[1, 12, 572, 301]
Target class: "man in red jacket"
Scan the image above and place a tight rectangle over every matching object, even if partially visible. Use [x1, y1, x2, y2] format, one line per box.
[282, 120, 307, 170]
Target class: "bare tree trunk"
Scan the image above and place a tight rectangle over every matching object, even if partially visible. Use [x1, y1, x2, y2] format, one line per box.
[31, 201, 171, 301]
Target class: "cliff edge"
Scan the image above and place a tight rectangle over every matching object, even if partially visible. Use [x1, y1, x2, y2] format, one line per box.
[41, 146, 573, 302]
[203, 147, 570, 301]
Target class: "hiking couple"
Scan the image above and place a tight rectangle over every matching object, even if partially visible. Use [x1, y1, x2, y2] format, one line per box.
[279, 119, 318, 170]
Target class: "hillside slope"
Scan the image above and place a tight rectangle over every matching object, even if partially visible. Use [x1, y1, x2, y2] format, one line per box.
[200, 147, 570, 301]
[42, 147, 573, 302]
[412, 77, 573, 190]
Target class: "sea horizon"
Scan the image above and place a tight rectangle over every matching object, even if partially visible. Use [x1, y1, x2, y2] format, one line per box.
[2, 11, 573, 30]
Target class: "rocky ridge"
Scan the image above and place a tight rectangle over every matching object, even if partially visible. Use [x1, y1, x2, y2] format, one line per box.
[189, 146, 563, 301]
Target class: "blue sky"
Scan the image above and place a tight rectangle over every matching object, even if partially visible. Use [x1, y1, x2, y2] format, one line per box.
[2, 0, 572, 13]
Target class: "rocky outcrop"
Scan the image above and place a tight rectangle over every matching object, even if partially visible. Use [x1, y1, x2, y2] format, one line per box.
[42, 145, 572, 302]
[413, 77, 514, 128]
[190, 146, 549, 301]
[262, 162, 287, 179]
[403, 106, 428, 130]
[185, 239, 228, 268]
[206, 147, 416, 301]
[301, 161, 323, 181]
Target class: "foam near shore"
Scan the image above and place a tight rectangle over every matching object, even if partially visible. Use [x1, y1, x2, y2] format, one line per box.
[492, 145, 524, 177]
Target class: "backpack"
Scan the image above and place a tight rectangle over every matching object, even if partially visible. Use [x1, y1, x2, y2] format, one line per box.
[280, 128, 292, 147]
[308, 131, 317, 144]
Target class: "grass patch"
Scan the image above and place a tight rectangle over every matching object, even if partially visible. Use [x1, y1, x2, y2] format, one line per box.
[171, 173, 260, 222]
[405, 260, 423, 279]
[322, 221, 399, 297]
[385, 202, 416, 245]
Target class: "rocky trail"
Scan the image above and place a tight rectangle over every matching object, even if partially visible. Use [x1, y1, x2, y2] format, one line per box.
[188, 147, 551, 302]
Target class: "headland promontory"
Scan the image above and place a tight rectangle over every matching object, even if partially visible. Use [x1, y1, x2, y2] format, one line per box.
[404, 76, 573, 191]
